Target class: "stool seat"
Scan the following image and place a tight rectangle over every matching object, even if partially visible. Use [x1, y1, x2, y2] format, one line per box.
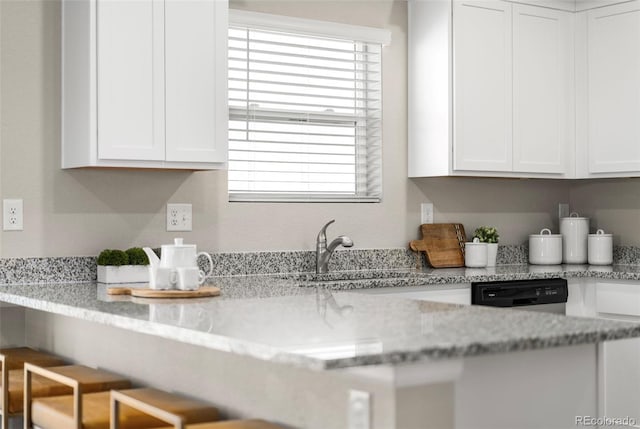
[152, 420, 282, 429]
[0, 347, 66, 371]
[2, 370, 72, 414]
[114, 388, 220, 424]
[111, 389, 277, 429]
[24, 364, 132, 429]
[32, 391, 170, 429]
[32, 365, 131, 391]
[31, 386, 221, 429]
[0, 347, 67, 428]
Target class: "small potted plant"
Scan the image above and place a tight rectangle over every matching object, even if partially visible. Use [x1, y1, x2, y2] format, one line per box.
[97, 247, 149, 284]
[473, 226, 499, 267]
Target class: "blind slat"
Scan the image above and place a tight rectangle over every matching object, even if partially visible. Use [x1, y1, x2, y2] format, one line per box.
[230, 77, 365, 92]
[229, 67, 380, 84]
[230, 88, 380, 103]
[228, 157, 358, 166]
[228, 36, 380, 56]
[229, 98, 371, 111]
[229, 48, 379, 66]
[230, 57, 377, 73]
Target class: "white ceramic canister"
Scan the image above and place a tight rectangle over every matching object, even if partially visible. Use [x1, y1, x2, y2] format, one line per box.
[560, 212, 589, 264]
[528, 228, 563, 265]
[465, 238, 488, 268]
[588, 229, 613, 265]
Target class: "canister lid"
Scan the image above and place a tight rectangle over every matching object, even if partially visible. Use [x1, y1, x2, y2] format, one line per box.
[588, 229, 612, 237]
[560, 212, 589, 221]
[529, 228, 562, 238]
[466, 237, 487, 246]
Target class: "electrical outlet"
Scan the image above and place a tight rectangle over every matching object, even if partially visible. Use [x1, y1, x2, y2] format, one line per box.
[348, 390, 371, 429]
[558, 203, 569, 219]
[421, 203, 434, 224]
[3, 199, 23, 231]
[167, 203, 192, 232]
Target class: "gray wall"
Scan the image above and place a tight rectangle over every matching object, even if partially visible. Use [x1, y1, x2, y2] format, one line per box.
[0, 0, 574, 258]
[569, 178, 640, 246]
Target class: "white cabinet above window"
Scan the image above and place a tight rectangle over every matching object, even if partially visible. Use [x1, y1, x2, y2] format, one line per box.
[409, 0, 574, 178]
[61, 0, 228, 170]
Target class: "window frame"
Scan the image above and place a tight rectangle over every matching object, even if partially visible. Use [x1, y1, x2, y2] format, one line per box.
[227, 10, 391, 203]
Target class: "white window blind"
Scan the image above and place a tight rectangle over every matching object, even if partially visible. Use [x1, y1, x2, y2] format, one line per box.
[228, 11, 388, 202]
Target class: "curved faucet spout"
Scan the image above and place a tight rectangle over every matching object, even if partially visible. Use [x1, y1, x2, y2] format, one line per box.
[316, 221, 353, 274]
[326, 235, 354, 253]
[317, 219, 335, 245]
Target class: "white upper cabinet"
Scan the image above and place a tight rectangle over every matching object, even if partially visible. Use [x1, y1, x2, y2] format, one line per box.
[453, 1, 513, 172]
[62, 0, 228, 170]
[96, 0, 163, 162]
[577, 1, 640, 176]
[409, 0, 574, 178]
[513, 4, 573, 174]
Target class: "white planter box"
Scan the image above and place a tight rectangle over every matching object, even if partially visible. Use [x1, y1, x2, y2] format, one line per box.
[97, 265, 149, 284]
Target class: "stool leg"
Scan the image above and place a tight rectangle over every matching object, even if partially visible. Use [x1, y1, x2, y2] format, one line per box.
[1, 354, 7, 429]
[110, 393, 119, 429]
[73, 385, 83, 429]
[23, 369, 30, 429]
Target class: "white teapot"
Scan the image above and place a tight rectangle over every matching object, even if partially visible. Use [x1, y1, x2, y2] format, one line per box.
[143, 238, 213, 290]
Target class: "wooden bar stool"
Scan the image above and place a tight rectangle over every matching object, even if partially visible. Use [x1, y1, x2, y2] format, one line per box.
[111, 389, 281, 429]
[26, 384, 220, 429]
[0, 347, 67, 429]
[24, 364, 132, 429]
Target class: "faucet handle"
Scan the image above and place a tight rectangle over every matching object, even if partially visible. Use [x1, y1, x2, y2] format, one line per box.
[317, 219, 335, 243]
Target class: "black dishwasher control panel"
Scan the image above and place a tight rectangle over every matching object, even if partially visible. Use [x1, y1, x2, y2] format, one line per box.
[471, 278, 568, 308]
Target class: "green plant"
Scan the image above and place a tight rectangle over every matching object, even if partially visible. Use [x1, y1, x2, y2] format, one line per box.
[125, 247, 149, 266]
[473, 226, 499, 244]
[97, 249, 129, 266]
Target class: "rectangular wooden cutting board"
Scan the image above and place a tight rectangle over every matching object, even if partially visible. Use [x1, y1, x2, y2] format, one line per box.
[409, 223, 466, 268]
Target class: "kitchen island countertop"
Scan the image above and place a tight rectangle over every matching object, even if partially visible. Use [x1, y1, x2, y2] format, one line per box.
[1, 263, 640, 370]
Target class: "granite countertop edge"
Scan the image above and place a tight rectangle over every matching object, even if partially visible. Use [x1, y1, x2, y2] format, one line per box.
[300, 264, 640, 290]
[1, 265, 640, 371]
[4, 281, 639, 371]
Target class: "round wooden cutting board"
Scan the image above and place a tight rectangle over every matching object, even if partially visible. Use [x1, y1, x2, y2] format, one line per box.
[107, 286, 221, 299]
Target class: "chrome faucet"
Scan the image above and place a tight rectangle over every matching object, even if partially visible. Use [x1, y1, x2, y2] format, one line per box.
[316, 220, 354, 274]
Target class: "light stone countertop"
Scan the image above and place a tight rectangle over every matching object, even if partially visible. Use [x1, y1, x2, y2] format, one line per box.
[297, 264, 640, 289]
[1, 264, 640, 370]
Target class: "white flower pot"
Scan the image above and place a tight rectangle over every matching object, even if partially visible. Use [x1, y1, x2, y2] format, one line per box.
[97, 265, 149, 284]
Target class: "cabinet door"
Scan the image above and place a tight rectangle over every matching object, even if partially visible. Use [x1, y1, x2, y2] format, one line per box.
[587, 1, 640, 173]
[513, 5, 572, 174]
[165, 0, 228, 164]
[453, 0, 512, 172]
[600, 339, 640, 426]
[96, 0, 165, 161]
[596, 281, 640, 425]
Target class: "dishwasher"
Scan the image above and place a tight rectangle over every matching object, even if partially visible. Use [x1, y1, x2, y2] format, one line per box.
[471, 278, 568, 314]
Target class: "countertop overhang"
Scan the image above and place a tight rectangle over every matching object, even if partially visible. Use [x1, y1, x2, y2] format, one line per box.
[1, 264, 639, 371]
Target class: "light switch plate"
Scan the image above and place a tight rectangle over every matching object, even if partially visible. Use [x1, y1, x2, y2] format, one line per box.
[3, 199, 23, 231]
[558, 203, 569, 219]
[421, 203, 434, 224]
[167, 203, 192, 232]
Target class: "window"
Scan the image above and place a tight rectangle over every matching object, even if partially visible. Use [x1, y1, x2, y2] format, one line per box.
[228, 11, 390, 202]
